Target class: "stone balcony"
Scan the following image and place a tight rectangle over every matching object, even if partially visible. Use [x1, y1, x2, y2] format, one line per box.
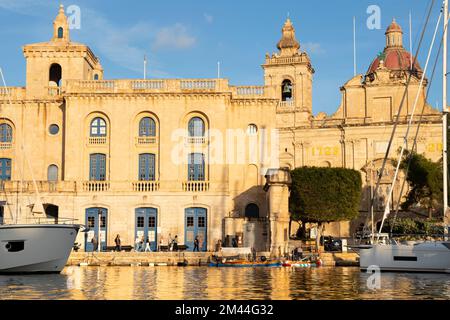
[0, 142, 13, 150]
[88, 136, 108, 145]
[135, 136, 157, 145]
[0, 180, 228, 194]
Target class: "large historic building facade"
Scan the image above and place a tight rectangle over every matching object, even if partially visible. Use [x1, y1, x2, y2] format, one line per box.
[0, 7, 443, 252]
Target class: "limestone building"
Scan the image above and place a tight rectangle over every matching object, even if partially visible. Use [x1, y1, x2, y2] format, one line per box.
[0, 6, 443, 252]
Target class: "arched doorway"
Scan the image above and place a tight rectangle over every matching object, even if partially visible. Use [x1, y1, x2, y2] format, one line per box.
[281, 79, 293, 101]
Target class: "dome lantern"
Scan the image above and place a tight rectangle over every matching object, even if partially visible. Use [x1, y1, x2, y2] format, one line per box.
[277, 18, 300, 56]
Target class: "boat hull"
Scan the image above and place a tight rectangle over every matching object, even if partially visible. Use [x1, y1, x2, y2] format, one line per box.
[0, 224, 80, 274]
[359, 242, 450, 273]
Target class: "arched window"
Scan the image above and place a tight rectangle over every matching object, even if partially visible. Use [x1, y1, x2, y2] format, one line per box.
[58, 27, 64, 39]
[90, 118, 107, 137]
[47, 165, 58, 182]
[49, 63, 62, 87]
[139, 117, 156, 137]
[281, 79, 293, 101]
[245, 203, 259, 219]
[188, 117, 205, 137]
[94, 74, 99, 80]
[0, 124, 12, 143]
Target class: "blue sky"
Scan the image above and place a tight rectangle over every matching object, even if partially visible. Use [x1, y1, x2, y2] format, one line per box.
[0, 0, 446, 115]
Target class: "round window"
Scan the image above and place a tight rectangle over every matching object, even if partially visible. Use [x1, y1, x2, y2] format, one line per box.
[49, 124, 60, 135]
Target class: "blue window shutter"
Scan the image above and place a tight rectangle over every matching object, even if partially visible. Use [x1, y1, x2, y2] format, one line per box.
[139, 154, 156, 181]
[188, 153, 205, 181]
[90, 154, 106, 181]
[0, 158, 12, 181]
[139, 118, 156, 137]
[0, 124, 12, 143]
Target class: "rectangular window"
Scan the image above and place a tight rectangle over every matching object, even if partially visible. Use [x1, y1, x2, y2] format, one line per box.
[198, 216, 205, 228]
[90, 154, 106, 181]
[139, 154, 155, 181]
[187, 216, 194, 227]
[100, 216, 106, 228]
[87, 216, 95, 228]
[148, 216, 156, 228]
[137, 216, 144, 228]
[0, 158, 12, 181]
[393, 256, 418, 261]
[188, 153, 205, 181]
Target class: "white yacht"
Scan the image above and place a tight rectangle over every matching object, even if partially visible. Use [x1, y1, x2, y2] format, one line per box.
[359, 241, 450, 273]
[0, 223, 81, 274]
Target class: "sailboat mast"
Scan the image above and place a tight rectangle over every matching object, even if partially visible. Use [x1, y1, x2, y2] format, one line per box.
[443, 0, 448, 237]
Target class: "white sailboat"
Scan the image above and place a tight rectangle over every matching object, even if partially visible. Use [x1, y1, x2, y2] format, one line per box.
[0, 67, 82, 274]
[360, 0, 450, 273]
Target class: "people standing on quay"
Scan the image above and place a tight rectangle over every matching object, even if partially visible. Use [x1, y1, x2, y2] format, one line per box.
[193, 236, 199, 252]
[144, 238, 152, 252]
[159, 237, 164, 252]
[168, 233, 173, 251]
[135, 236, 141, 252]
[173, 235, 178, 251]
[114, 234, 121, 252]
[91, 235, 98, 252]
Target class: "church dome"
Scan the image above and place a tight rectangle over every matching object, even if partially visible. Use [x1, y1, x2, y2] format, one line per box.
[277, 18, 300, 55]
[366, 19, 422, 76]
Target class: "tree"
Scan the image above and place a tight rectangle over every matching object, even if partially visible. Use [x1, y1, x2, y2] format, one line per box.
[400, 151, 442, 219]
[289, 167, 362, 248]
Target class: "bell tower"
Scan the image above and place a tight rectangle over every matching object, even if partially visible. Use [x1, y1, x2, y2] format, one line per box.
[262, 18, 315, 115]
[23, 5, 103, 99]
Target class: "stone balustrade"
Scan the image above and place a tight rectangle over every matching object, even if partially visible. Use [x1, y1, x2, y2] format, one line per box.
[88, 136, 107, 145]
[0, 142, 12, 150]
[136, 136, 157, 145]
[234, 86, 265, 96]
[0, 180, 227, 193]
[182, 181, 210, 192]
[185, 137, 206, 144]
[64, 79, 231, 94]
[279, 100, 295, 108]
[132, 181, 160, 192]
[0, 87, 26, 100]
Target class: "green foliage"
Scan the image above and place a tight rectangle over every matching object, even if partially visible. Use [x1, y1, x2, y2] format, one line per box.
[383, 217, 444, 237]
[400, 151, 443, 211]
[289, 167, 362, 223]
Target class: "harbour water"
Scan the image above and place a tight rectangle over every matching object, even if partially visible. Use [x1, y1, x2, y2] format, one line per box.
[1, 266, 450, 300]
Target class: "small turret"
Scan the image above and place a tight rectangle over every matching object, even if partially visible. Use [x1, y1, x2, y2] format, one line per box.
[52, 4, 70, 43]
[277, 18, 300, 56]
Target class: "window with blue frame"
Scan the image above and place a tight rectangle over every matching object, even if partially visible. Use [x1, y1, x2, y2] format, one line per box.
[139, 153, 156, 181]
[188, 153, 205, 181]
[0, 158, 12, 181]
[58, 27, 64, 38]
[89, 154, 106, 181]
[188, 117, 205, 137]
[0, 124, 12, 143]
[90, 118, 107, 137]
[139, 117, 156, 137]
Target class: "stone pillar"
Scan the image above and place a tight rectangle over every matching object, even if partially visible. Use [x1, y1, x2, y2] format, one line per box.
[264, 168, 292, 257]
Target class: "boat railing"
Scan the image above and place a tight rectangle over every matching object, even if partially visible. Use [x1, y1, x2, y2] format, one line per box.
[24, 217, 80, 225]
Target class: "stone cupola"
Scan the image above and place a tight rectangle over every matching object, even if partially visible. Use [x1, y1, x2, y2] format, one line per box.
[277, 18, 300, 56]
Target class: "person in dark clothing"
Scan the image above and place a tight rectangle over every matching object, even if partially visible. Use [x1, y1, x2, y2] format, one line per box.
[172, 235, 178, 251]
[232, 237, 238, 248]
[193, 236, 199, 252]
[114, 234, 121, 252]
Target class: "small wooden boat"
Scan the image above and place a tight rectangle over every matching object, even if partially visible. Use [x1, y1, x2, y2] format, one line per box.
[209, 259, 282, 268]
[282, 259, 322, 268]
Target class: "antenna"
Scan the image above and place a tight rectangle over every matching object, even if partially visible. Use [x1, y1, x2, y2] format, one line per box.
[144, 54, 147, 80]
[410, 11, 413, 69]
[353, 16, 357, 76]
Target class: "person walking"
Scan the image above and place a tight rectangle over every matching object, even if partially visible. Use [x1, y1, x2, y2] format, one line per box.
[114, 234, 121, 252]
[168, 233, 173, 251]
[144, 238, 152, 252]
[193, 236, 199, 252]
